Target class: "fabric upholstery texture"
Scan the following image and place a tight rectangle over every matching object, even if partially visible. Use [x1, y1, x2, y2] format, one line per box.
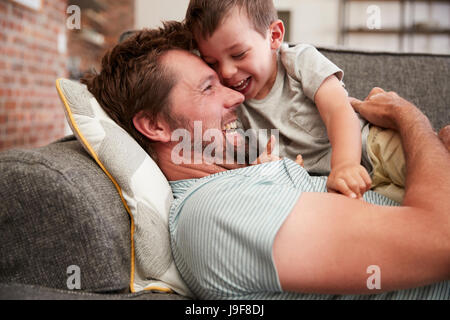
[0, 137, 131, 293]
[319, 48, 450, 131]
[0, 283, 188, 300]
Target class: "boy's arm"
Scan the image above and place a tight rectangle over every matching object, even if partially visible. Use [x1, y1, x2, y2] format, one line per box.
[314, 75, 371, 198]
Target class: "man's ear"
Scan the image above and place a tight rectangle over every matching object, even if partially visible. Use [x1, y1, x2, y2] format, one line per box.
[269, 19, 285, 50]
[133, 111, 172, 143]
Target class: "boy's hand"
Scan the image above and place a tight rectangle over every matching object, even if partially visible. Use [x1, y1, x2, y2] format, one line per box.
[295, 155, 304, 167]
[252, 135, 281, 165]
[327, 163, 372, 199]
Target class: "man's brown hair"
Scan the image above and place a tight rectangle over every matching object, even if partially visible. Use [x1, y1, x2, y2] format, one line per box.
[81, 21, 194, 161]
[185, 0, 278, 40]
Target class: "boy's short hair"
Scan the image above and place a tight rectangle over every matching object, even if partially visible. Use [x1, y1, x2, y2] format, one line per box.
[185, 0, 278, 40]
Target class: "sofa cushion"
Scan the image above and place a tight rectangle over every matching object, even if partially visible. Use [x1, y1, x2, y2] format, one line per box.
[0, 137, 131, 293]
[318, 47, 450, 131]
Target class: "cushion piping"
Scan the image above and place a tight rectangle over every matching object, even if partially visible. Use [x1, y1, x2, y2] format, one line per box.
[55, 79, 174, 294]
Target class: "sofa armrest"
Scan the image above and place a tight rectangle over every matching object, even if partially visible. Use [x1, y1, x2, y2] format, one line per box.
[0, 137, 132, 293]
[0, 283, 189, 300]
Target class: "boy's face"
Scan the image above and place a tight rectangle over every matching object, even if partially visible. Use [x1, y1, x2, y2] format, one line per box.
[196, 7, 281, 101]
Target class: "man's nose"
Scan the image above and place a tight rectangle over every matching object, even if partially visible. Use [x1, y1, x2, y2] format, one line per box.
[223, 86, 244, 109]
[220, 60, 237, 80]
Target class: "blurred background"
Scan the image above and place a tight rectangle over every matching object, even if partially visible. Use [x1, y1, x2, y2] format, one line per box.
[0, 0, 449, 151]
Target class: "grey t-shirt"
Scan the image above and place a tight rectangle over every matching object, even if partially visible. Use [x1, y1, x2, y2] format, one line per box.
[238, 43, 370, 175]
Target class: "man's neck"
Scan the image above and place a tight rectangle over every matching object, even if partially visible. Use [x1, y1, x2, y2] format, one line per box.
[155, 144, 248, 181]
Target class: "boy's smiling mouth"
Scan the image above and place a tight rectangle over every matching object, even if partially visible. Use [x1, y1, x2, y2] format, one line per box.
[231, 77, 252, 95]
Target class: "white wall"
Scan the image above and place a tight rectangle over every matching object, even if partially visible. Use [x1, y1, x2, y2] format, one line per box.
[344, 1, 450, 53]
[274, 0, 340, 46]
[135, 0, 340, 46]
[135, 0, 189, 29]
[135, 0, 449, 54]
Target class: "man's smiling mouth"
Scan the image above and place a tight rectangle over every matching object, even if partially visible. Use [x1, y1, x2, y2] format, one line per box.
[222, 120, 239, 131]
[222, 120, 244, 148]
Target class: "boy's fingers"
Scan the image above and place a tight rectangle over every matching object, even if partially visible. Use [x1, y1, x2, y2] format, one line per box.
[266, 135, 275, 156]
[253, 136, 279, 165]
[345, 177, 362, 199]
[296, 154, 304, 167]
[261, 135, 275, 157]
[360, 168, 373, 190]
[355, 175, 368, 197]
[328, 178, 358, 199]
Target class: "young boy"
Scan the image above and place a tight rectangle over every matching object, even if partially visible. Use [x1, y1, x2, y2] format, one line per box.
[185, 0, 406, 203]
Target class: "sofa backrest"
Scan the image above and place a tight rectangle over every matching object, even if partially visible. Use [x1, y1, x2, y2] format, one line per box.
[319, 47, 450, 131]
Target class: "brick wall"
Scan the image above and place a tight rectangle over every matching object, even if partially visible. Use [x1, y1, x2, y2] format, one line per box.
[0, 0, 69, 151]
[0, 0, 135, 152]
[68, 0, 135, 79]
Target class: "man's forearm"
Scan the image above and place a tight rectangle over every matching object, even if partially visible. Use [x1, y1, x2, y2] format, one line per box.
[274, 92, 450, 295]
[393, 103, 450, 212]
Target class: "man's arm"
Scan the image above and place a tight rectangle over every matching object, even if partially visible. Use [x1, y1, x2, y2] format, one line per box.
[273, 88, 450, 295]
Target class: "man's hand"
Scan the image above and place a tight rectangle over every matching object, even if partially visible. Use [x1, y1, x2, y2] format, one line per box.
[349, 88, 415, 130]
[327, 163, 372, 199]
[439, 125, 450, 152]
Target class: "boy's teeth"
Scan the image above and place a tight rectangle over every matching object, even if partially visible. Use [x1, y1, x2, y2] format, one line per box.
[234, 80, 245, 87]
[233, 78, 250, 91]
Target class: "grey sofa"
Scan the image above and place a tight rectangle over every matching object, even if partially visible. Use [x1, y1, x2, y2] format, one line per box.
[1, 47, 449, 300]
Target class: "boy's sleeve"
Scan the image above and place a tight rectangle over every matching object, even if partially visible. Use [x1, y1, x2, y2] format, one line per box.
[281, 44, 344, 102]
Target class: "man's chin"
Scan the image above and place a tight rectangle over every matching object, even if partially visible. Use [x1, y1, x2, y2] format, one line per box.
[223, 132, 251, 165]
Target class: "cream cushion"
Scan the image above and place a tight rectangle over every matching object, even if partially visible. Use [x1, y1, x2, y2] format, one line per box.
[56, 78, 192, 297]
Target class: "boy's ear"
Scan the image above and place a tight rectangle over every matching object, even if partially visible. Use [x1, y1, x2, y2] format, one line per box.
[133, 111, 172, 143]
[269, 19, 285, 50]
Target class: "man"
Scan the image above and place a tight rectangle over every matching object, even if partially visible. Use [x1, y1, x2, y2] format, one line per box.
[83, 23, 450, 299]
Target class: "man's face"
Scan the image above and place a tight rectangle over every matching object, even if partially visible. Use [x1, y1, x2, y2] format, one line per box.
[196, 7, 277, 101]
[163, 50, 246, 161]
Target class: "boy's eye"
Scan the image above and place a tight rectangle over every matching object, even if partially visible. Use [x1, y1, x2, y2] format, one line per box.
[232, 52, 246, 59]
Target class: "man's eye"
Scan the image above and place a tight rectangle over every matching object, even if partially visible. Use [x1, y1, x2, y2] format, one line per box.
[204, 85, 213, 92]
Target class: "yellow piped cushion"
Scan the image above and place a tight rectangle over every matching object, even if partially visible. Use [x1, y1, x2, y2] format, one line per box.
[56, 78, 192, 297]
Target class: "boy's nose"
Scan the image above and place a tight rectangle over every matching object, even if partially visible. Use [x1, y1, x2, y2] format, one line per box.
[220, 61, 237, 81]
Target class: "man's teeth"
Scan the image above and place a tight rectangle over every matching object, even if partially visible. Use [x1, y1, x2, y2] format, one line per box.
[223, 121, 238, 131]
